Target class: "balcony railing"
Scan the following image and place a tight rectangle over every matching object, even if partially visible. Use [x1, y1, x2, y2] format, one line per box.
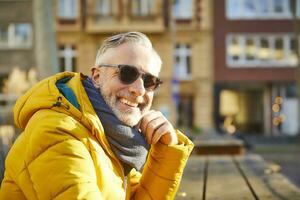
[85, 0, 165, 33]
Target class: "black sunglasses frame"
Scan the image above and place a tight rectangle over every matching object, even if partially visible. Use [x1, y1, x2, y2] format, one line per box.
[98, 64, 163, 91]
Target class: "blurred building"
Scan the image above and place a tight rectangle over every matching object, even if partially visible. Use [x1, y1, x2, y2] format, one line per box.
[54, 0, 214, 130]
[0, 0, 34, 91]
[0, 0, 36, 180]
[214, 0, 299, 136]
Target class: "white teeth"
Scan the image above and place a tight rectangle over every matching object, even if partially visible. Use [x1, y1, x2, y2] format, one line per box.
[119, 98, 138, 107]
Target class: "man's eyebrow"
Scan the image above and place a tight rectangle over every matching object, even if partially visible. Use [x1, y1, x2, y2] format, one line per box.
[137, 66, 155, 76]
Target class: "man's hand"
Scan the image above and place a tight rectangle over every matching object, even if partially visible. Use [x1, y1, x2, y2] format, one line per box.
[138, 110, 178, 145]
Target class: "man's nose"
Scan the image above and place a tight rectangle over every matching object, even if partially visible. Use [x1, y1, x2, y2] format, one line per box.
[128, 77, 146, 96]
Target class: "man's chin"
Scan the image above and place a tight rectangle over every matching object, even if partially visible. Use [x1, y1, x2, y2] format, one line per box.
[113, 110, 141, 127]
[106, 101, 142, 126]
[120, 115, 141, 127]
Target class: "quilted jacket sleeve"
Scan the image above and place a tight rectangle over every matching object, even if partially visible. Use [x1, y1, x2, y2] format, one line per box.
[28, 138, 103, 200]
[0, 172, 27, 200]
[43, 140, 103, 199]
[129, 130, 194, 200]
[10, 110, 104, 200]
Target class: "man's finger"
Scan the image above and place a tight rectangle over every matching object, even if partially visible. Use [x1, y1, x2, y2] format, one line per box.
[140, 111, 161, 133]
[145, 117, 165, 143]
[151, 123, 170, 144]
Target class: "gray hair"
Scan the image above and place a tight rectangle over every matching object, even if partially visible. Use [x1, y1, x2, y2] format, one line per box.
[95, 31, 162, 67]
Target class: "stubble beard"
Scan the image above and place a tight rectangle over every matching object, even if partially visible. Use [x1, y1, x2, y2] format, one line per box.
[99, 85, 147, 127]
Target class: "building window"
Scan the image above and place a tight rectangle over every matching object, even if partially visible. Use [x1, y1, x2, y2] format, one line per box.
[58, 0, 78, 19]
[173, 0, 193, 20]
[274, 37, 284, 61]
[257, 0, 269, 15]
[95, 0, 112, 17]
[227, 36, 241, 61]
[0, 25, 8, 47]
[131, 0, 154, 16]
[259, 37, 271, 61]
[287, 38, 298, 65]
[13, 24, 32, 47]
[226, 0, 291, 19]
[226, 0, 241, 19]
[245, 37, 256, 61]
[243, 0, 256, 18]
[297, 0, 300, 16]
[0, 23, 32, 49]
[174, 44, 191, 80]
[58, 45, 77, 72]
[177, 96, 194, 128]
[271, 84, 299, 135]
[226, 34, 299, 67]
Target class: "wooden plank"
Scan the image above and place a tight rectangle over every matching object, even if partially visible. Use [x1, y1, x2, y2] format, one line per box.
[192, 133, 245, 155]
[193, 145, 245, 155]
[205, 156, 254, 200]
[175, 156, 206, 200]
[235, 154, 300, 200]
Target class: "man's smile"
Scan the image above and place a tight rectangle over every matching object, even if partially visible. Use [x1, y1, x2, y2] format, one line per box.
[119, 97, 139, 108]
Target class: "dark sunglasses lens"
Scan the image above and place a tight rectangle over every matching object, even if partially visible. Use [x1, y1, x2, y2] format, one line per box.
[119, 65, 139, 84]
[143, 74, 158, 90]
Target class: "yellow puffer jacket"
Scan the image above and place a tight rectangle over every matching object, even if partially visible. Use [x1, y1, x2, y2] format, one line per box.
[0, 72, 194, 200]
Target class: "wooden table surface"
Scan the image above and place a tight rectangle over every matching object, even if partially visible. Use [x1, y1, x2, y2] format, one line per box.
[176, 155, 300, 200]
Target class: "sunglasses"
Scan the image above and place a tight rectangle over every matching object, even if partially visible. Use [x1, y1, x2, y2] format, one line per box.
[98, 64, 163, 91]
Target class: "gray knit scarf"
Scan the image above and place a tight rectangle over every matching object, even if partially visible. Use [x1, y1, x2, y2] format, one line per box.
[82, 78, 150, 175]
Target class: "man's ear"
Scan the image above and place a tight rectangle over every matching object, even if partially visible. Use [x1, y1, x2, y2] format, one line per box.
[91, 67, 101, 89]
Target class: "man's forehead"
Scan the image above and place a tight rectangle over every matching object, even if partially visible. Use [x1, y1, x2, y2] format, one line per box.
[101, 43, 161, 76]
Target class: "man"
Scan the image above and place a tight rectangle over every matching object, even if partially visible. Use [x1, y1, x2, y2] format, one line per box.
[0, 32, 193, 199]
